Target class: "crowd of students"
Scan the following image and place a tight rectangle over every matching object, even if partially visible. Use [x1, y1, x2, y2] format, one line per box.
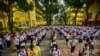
[56, 26, 100, 56]
[0, 26, 100, 56]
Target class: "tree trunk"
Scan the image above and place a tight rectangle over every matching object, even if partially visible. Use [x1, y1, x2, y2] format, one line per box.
[95, 8, 100, 26]
[84, 0, 89, 26]
[46, 17, 52, 26]
[27, 11, 31, 27]
[84, 6, 89, 26]
[11, 9, 13, 33]
[73, 8, 79, 25]
[7, 3, 13, 33]
[63, 12, 67, 25]
[46, 14, 52, 26]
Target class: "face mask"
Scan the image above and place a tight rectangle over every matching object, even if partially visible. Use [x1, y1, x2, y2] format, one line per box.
[53, 47, 56, 51]
[32, 42, 36, 47]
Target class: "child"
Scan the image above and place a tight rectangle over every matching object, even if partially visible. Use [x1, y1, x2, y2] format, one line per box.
[70, 39, 77, 55]
[5, 33, 11, 48]
[84, 43, 90, 56]
[18, 46, 27, 56]
[27, 39, 41, 56]
[51, 44, 60, 56]
[79, 48, 85, 56]
[0, 36, 3, 56]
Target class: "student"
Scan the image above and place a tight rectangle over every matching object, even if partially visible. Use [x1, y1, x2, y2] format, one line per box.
[51, 44, 60, 56]
[79, 48, 85, 56]
[41, 30, 46, 40]
[18, 46, 27, 56]
[83, 31, 87, 41]
[50, 40, 57, 48]
[78, 35, 83, 46]
[5, 33, 11, 48]
[20, 34, 25, 44]
[14, 35, 20, 52]
[89, 40, 94, 54]
[27, 39, 41, 56]
[70, 39, 77, 54]
[65, 37, 69, 46]
[0, 36, 3, 56]
[84, 43, 90, 56]
[36, 38, 41, 46]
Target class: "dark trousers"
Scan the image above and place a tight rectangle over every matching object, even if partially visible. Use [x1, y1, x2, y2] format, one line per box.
[16, 45, 20, 50]
[0, 51, 3, 56]
[0, 45, 3, 50]
[6, 40, 11, 48]
[71, 46, 75, 53]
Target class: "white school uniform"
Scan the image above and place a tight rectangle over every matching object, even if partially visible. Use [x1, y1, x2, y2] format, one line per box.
[18, 50, 27, 56]
[20, 36, 25, 42]
[6, 35, 11, 41]
[15, 37, 20, 45]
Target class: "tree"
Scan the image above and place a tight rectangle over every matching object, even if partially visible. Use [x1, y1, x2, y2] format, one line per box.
[95, 8, 100, 25]
[38, 0, 60, 25]
[0, 0, 33, 32]
[83, 0, 95, 25]
[64, 0, 84, 25]
[58, 4, 68, 25]
[0, 0, 7, 32]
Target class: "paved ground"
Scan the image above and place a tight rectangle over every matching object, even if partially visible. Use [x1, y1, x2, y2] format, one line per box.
[2, 40, 100, 56]
[2, 30, 100, 56]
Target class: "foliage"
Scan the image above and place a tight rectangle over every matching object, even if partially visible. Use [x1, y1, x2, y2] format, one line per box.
[38, 0, 60, 25]
[64, 0, 84, 8]
[83, 0, 95, 26]
[64, 0, 84, 25]
[0, 0, 33, 32]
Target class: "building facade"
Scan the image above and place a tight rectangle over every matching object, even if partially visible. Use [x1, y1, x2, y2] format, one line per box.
[67, 7, 85, 25]
[67, 0, 100, 26]
[0, 0, 46, 32]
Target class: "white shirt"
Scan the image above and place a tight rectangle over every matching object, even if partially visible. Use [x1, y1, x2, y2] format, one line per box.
[18, 50, 27, 56]
[52, 49, 60, 56]
[20, 36, 25, 42]
[6, 35, 11, 41]
[15, 37, 19, 45]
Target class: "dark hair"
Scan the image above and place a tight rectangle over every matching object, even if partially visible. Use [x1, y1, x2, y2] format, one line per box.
[30, 38, 35, 50]
[51, 39, 55, 42]
[30, 43, 33, 50]
[52, 44, 58, 51]
[65, 38, 69, 42]
[84, 43, 88, 48]
[53, 44, 58, 49]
